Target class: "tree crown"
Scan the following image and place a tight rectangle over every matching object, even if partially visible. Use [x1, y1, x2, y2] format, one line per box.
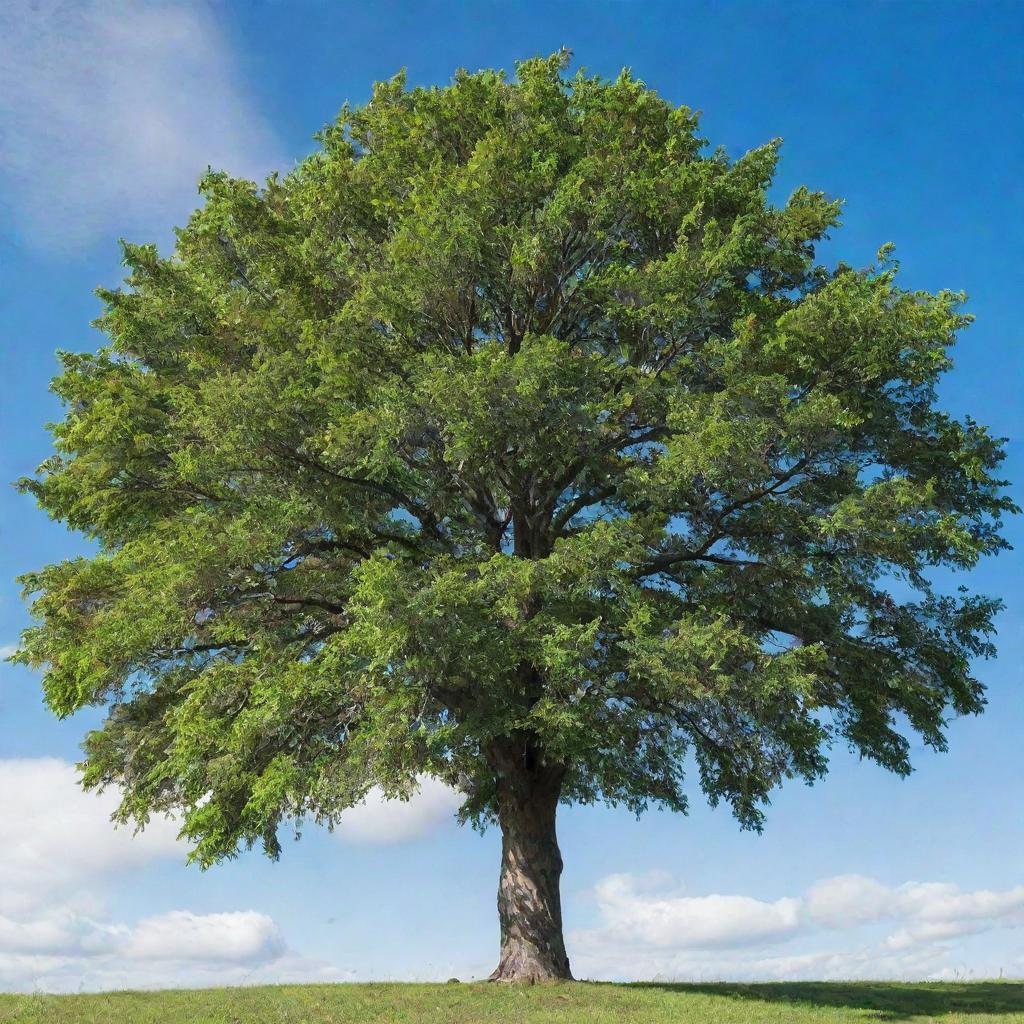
[15, 53, 1014, 863]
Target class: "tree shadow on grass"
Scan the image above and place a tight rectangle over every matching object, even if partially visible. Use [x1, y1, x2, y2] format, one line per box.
[625, 981, 1024, 1020]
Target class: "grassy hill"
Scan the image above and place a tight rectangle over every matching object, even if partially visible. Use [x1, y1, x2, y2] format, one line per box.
[1, 981, 1022, 1023]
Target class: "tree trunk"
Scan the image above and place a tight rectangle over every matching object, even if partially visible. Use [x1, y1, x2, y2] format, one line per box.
[489, 752, 572, 982]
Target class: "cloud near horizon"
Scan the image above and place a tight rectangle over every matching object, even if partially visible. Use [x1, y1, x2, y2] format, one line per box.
[570, 870, 1024, 981]
[0, 0, 284, 254]
[0, 759, 306, 991]
[0, 757, 1021, 988]
[0, 758, 461, 991]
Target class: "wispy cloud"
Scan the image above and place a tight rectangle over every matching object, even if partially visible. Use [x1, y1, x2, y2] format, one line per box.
[0, 0, 283, 254]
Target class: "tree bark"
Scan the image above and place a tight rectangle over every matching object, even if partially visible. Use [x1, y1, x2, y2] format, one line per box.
[488, 749, 572, 982]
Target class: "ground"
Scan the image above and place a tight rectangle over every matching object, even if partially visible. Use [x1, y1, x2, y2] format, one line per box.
[0, 981, 1022, 1023]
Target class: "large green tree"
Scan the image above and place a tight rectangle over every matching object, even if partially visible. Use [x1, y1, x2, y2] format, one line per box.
[15, 54, 1013, 981]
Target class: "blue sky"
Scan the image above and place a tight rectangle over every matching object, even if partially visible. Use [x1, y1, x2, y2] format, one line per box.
[0, 0, 1022, 991]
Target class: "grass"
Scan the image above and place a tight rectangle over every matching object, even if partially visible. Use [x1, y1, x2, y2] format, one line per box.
[0, 981, 1023, 1023]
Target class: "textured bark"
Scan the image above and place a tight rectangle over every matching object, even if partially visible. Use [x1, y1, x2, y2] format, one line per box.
[488, 745, 572, 982]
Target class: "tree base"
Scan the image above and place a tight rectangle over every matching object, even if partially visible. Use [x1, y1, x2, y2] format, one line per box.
[488, 964, 573, 984]
[488, 942, 573, 983]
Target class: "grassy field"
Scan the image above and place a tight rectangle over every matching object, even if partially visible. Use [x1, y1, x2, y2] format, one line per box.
[0, 981, 1022, 1023]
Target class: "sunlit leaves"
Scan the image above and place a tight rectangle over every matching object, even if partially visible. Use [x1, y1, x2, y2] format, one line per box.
[14, 54, 1013, 859]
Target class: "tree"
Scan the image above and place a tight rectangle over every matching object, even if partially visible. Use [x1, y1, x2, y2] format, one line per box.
[14, 53, 1014, 982]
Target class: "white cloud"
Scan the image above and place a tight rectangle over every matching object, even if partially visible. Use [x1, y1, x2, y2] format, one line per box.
[0, 901, 335, 993]
[575, 873, 801, 950]
[808, 875, 1024, 952]
[0, 758, 463, 989]
[0, 758, 329, 992]
[0, 0, 283, 253]
[0, 757, 181, 916]
[899, 880, 1024, 926]
[570, 870, 1024, 981]
[124, 910, 284, 963]
[804, 873, 894, 927]
[335, 775, 463, 844]
[882, 882, 1024, 951]
[0, 909, 117, 957]
[0, 907, 282, 965]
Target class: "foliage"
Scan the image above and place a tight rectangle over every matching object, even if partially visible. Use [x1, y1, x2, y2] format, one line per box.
[14, 53, 1014, 864]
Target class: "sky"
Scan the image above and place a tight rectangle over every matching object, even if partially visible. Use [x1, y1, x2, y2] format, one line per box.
[0, 0, 1022, 993]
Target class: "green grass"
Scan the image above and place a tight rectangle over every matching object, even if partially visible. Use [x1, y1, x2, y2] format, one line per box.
[1, 981, 1023, 1023]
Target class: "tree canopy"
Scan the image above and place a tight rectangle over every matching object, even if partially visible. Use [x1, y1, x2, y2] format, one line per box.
[14, 53, 1014, 980]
